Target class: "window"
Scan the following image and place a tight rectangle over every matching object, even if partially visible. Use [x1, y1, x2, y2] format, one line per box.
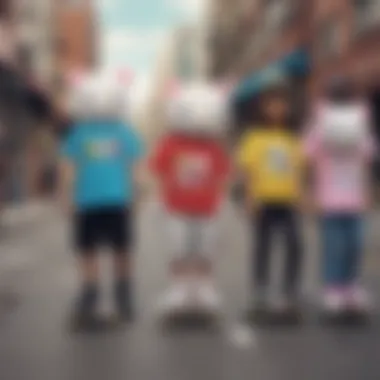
[353, 0, 380, 35]
[315, 19, 342, 61]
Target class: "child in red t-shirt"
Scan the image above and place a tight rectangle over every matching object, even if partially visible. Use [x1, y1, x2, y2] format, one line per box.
[150, 83, 231, 315]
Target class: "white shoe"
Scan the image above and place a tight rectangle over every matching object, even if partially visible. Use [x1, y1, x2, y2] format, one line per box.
[197, 283, 222, 312]
[323, 289, 346, 313]
[347, 286, 372, 312]
[159, 285, 189, 313]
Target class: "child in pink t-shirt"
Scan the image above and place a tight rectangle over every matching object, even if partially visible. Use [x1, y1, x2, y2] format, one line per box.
[304, 79, 376, 316]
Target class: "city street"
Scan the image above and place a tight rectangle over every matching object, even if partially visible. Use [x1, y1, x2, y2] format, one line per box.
[0, 197, 380, 380]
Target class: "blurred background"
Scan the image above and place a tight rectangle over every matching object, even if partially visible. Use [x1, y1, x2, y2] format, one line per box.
[1, 0, 380, 211]
[1, 1, 380, 380]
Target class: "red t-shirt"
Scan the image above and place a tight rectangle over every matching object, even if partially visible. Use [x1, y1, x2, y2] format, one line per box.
[150, 134, 230, 216]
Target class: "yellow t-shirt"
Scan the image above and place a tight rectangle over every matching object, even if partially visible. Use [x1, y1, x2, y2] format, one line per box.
[237, 128, 304, 204]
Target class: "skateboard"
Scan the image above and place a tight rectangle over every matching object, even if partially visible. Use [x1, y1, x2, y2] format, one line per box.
[319, 308, 370, 327]
[68, 311, 131, 333]
[160, 297, 222, 331]
[246, 305, 303, 327]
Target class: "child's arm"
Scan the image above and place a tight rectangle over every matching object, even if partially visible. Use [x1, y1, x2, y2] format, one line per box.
[148, 135, 174, 197]
[122, 127, 146, 205]
[362, 108, 378, 208]
[299, 160, 316, 215]
[240, 170, 257, 214]
[235, 133, 257, 214]
[57, 129, 78, 215]
[300, 118, 320, 215]
[58, 158, 75, 215]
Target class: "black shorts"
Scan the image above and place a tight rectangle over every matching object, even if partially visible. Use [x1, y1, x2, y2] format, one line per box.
[73, 207, 132, 254]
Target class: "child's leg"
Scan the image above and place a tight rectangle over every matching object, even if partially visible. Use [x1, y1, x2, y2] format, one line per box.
[160, 214, 192, 309]
[193, 217, 218, 278]
[343, 215, 364, 284]
[253, 206, 276, 301]
[320, 216, 344, 287]
[108, 208, 134, 319]
[168, 215, 193, 282]
[282, 207, 302, 300]
[76, 254, 100, 315]
[191, 217, 221, 308]
[74, 211, 101, 318]
[320, 215, 347, 311]
[344, 215, 369, 309]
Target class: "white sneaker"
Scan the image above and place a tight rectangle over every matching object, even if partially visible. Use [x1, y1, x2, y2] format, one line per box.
[197, 283, 222, 312]
[323, 289, 346, 313]
[159, 284, 189, 313]
[347, 286, 371, 312]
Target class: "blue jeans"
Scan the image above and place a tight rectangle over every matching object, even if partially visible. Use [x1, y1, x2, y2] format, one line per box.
[320, 214, 363, 287]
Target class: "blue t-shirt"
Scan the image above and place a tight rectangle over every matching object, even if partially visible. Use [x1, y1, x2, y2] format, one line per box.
[60, 120, 144, 210]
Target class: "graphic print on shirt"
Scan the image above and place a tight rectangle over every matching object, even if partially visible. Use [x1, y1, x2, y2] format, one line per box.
[266, 145, 291, 175]
[175, 153, 212, 187]
[85, 139, 121, 159]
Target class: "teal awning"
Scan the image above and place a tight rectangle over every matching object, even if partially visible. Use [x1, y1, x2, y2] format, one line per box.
[233, 49, 310, 101]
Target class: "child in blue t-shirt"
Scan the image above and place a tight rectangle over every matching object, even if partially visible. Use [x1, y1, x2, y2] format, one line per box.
[59, 79, 144, 329]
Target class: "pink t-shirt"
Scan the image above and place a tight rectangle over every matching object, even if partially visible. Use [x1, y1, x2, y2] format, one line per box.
[303, 103, 376, 213]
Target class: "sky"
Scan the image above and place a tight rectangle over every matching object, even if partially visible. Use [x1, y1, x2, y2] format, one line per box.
[97, 0, 205, 75]
[95, 0, 205, 120]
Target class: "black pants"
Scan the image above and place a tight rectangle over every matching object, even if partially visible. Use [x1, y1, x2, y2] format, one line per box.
[253, 204, 302, 296]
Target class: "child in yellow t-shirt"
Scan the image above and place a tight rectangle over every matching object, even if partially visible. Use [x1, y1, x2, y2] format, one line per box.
[237, 85, 305, 318]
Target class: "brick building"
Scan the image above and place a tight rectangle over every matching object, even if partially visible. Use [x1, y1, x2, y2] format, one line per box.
[0, 0, 98, 201]
[208, 0, 309, 79]
[208, 0, 380, 131]
[310, 0, 380, 97]
[209, 0, 311, 130]
[308, 0, 380, 145]
[242, 0, 310, 75]
[207, 0, 259, 79]
[0, 0, 55, 202]
[54, 0, 98, 102]
[14, 0, 56, 91]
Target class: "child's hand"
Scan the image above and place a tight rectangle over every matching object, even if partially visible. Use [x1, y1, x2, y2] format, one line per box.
[59, 195, 74, 216]
[244, 196, 256, 215]
[299, 195, 316, 216]
[133, 184, 151, 211]
[134, 191, 146, 210]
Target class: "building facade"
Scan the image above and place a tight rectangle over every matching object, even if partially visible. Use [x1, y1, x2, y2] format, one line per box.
[208, 0, 311, 129]
[208, 0, 380, 131]
[6, 0, 57, 199]
[0, 0, 98, 201]
[209, 0, 380, 95]
[54, 0, 98, 103]
[310, 0, 380, 96]
[147, 23, 211, 141]
[13, 0, 56, 91]
[207, 0, 259, 79]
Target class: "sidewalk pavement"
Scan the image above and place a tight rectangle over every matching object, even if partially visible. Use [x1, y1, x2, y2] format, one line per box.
[1, 199, 56, 230]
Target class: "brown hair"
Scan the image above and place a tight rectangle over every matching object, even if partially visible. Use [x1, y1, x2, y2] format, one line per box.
[258, 83, 294, 128]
